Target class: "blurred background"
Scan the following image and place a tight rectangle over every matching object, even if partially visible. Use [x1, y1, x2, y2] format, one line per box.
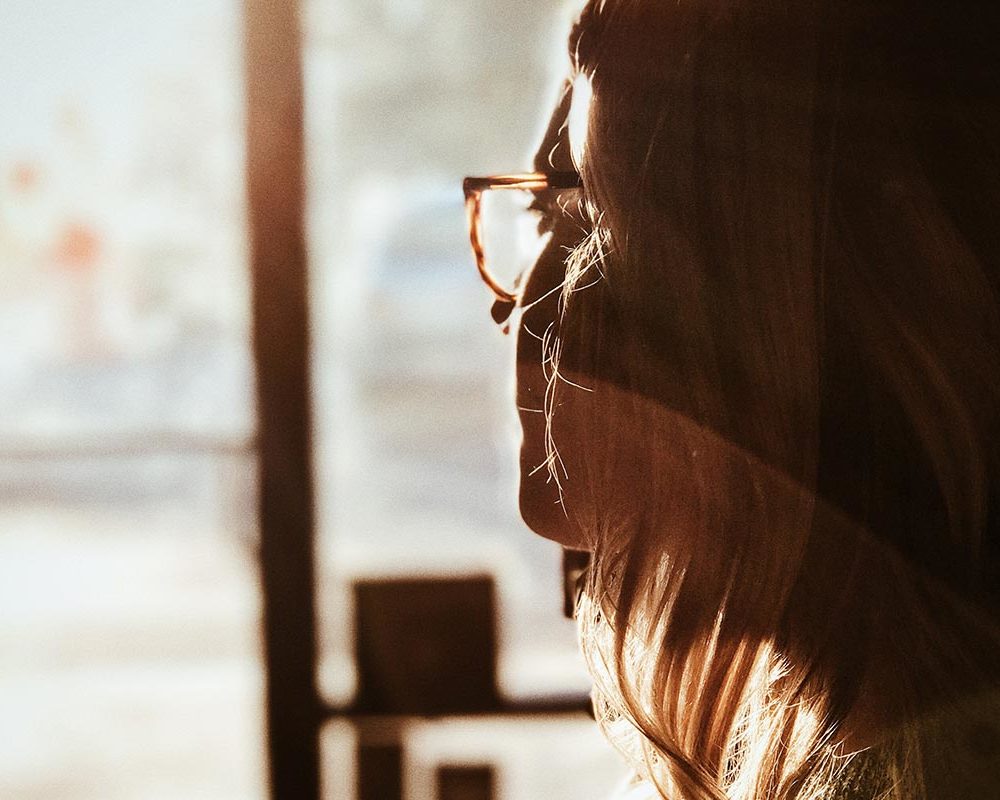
[0, 1, 624, 798]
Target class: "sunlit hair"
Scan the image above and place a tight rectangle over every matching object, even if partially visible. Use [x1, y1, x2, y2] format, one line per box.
[544, 1, 1000, 798]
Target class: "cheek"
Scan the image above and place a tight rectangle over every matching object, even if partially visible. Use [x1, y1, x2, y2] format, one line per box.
[515, 235, 570, 426]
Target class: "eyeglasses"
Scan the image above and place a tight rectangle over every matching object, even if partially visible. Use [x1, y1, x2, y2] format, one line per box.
[463, 172, 583, 326]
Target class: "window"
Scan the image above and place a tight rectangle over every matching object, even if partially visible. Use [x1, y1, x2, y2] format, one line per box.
[305, 2, 622, 797]
[2, 2, 624, 798]
[0, 2, 262, 797]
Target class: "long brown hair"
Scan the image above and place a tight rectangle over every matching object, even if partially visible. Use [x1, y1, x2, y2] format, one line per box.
[545, 1, 1000, 797]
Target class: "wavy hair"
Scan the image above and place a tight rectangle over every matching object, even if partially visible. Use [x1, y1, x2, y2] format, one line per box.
[544, 1, 1000, 797]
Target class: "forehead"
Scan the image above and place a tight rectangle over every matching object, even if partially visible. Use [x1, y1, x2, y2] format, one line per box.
[531, 80, 578, 174]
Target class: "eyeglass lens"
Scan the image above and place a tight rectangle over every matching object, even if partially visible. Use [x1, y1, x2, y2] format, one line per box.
[479, 189, 551, 298]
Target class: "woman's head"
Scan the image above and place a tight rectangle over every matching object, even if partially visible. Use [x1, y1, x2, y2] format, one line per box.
[514, 1, 1000, 797]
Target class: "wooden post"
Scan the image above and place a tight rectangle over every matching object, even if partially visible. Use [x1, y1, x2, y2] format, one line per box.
[243, 1, 320, 798]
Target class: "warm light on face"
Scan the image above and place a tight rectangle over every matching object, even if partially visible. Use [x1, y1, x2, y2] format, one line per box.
[568, 72, 593, 169]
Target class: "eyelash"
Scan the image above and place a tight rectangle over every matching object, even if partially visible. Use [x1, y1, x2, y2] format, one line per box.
[526, 189, 586, 236]
[527, 198, 558, 233]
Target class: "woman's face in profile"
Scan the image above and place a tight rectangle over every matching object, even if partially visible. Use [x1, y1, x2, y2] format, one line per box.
[514, 82, 593, 550]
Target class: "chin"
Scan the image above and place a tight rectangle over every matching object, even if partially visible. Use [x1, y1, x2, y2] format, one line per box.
[517, 464, 590, 550]
[515, 382, 592, 548]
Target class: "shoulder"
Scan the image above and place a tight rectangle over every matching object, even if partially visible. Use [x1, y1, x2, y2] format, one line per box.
[836, 685, 1000, 800]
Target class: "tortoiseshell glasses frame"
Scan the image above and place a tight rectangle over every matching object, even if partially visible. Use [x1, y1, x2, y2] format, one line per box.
[462, 171, 583, 318]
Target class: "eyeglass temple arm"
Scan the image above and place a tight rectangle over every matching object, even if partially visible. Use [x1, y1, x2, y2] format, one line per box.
[462, 172, 582, 196]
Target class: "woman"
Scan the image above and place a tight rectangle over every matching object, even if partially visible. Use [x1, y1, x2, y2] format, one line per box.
[470, 1, 1000, 797]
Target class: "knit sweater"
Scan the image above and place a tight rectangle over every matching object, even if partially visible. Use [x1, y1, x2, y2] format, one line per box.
[608, 687, 1000, 800]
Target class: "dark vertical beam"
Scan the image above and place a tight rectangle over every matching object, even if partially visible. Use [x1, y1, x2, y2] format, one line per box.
[243, 1, 320, 799]
[358, 742, 404, 800]
[437, 765, 496, 800]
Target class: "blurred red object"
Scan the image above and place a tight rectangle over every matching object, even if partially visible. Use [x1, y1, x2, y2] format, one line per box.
[54, 223, 101, 272]
[10, 161, 40, 193]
